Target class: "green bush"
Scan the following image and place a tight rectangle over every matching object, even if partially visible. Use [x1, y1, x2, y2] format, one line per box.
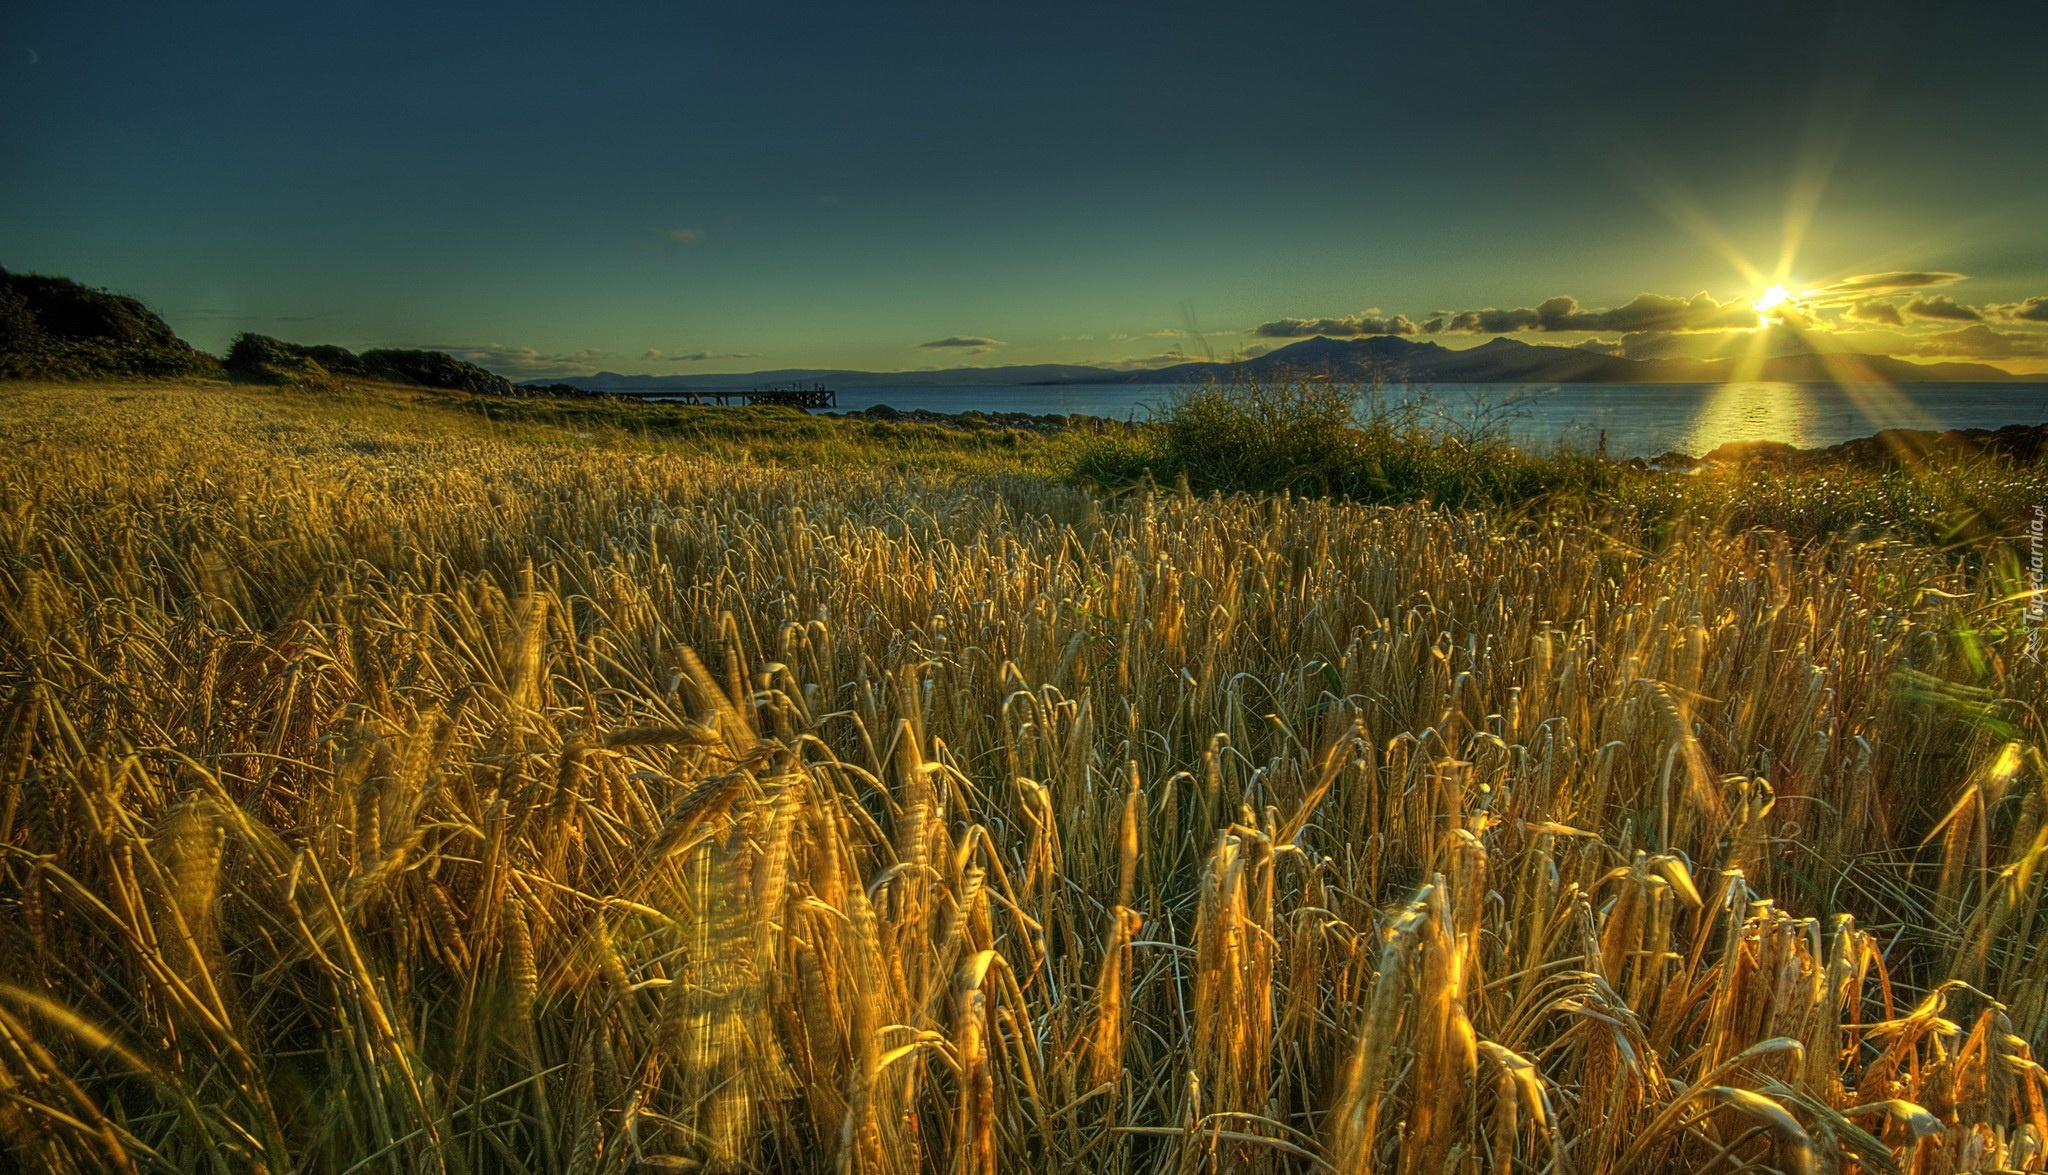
[1073, 376, 1615, 508]
[225, 333, 347, 383]
[225, 334, 516, 395]
[1157, 379, 1364, 495]
[358, 348, 515, 395]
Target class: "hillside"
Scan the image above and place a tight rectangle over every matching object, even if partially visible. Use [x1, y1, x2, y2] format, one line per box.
[1113, 334, 2026, 385]
[0, 268, 220, 380]
[0, 267, 543, 395]
[223, 333, 521, 395]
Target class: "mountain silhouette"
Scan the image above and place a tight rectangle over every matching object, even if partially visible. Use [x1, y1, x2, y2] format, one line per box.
[1109, 335, 2023, 385]
[530, 335, 2026, 392]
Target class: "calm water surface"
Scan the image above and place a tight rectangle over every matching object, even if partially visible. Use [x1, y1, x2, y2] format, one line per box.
[729, 381, 2048, 458]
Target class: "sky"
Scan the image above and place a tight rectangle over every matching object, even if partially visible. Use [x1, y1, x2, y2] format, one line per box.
[3, 0, 2046, 377]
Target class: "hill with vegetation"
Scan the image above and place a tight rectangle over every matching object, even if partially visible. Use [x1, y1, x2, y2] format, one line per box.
[222, 333, 520, 395]
[0, 267, 541, 396]
[0, 268, 220, 380]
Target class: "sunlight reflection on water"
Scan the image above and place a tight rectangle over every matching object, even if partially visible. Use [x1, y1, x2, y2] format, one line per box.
[1681, 382, 1827, 453]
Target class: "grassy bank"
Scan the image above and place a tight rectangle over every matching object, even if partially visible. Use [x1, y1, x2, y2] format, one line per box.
[0, 380, 1104, 476]
[2, 380, 2046, 1173]
[1073, 380, 2048, 547]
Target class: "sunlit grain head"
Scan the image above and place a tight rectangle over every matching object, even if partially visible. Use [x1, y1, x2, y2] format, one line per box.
[0, 380, 2042, 1175]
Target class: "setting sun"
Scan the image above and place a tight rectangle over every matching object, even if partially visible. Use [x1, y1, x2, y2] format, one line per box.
[1752, 282, 1793, 325]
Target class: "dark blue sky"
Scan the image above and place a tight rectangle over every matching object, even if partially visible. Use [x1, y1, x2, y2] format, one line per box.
[4, 1, 2045, 375]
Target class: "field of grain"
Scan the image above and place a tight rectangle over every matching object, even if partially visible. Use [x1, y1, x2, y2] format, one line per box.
[2, 382, 2045, 1174]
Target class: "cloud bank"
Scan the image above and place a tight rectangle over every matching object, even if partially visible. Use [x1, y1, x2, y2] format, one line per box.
[918, 335, 1005, 355]
[438, 342, 767, 378]
[1903, 294, 1981, 322]
[1910, 324, 2048, 361]
[1988, 297, 2048, 324]
[1805, 271, 1964, 299]
[1252, 310, 1420, 338]
[1846, 297, 1904, 326]
[437, 344, 612, 378]
[643, 349, 765, 362]
[1243, 272, 2048, 371]
[1254, 292, 1759, 339]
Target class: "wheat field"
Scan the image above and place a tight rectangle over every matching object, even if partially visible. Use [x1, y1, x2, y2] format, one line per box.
[2, 382, 2045, 1174]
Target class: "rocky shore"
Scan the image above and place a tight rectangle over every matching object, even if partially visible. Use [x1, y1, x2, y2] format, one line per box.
[1663, 421, 2048, 470]
[840, 402, 2048, 467]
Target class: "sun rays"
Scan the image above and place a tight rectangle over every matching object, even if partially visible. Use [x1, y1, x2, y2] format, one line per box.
[1602, 14, 1994, 468]
[1634, 168, 1949, 465]
[1751, 283, 1794, 326]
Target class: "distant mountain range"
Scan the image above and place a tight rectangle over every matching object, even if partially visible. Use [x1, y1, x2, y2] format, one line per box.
[1116, 335, 2028, 386]
[528, 334, 2032, 392]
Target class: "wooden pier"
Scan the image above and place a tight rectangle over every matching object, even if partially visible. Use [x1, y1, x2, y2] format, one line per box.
[637, 383, 836, 409]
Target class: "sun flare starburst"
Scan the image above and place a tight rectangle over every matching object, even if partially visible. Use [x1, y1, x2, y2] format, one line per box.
[1751, 283, 1793, 327]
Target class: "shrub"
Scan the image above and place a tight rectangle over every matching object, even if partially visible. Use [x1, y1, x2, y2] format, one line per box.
[224, 333, 354, 383]
[1158, 378, 1366, 495]
[1075, 375, 1618, 508]
[225, 334, 517, 395]
[358, 347, 516, 396]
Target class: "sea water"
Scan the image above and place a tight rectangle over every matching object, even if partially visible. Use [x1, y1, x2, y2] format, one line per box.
[763, 381, 2048, 458]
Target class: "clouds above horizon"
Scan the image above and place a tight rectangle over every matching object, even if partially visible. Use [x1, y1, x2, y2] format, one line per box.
[1910, 323, 2048, 361]
[1804, 271, 1965, 299]
[643, 348, 765, 362]
[1252, 310, 1421, 338]
[1903, 294, 1981, 322]
[1989, 297, 2048, 324]
[1847, 297, 1905, 326]
[1254, 272, 1988, 340]
[1254, 291, 1757, 339]
[439, 342, 766, 377]
[438, 343, 613, 378]
[1244, 271, 2048, 371]
[918, 335, 1004, 355]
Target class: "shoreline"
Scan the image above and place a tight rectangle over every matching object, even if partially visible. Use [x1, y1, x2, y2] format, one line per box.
[8, 376, 2043, 468]
[822, 400, 2048, 468]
